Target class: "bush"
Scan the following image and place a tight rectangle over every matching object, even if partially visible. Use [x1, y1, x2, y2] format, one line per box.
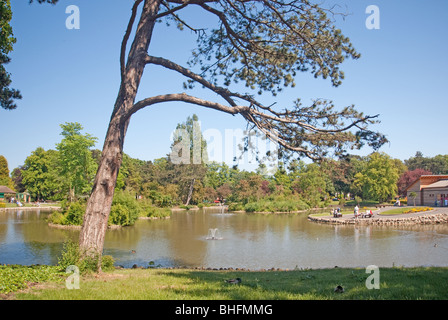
[244, 202, 261, 212]
[65, 201, 86, 225]
[50, 191, 142, 227]
[47, 211, 67, 225]
[47, 201, 86, 226]
[109, 203, 131, 226]
[145, 206, 171, 218]
[0, 202, 6, 208]
[228, 202, 244, 211]
[109, 190, 141, 226]
[58, 240, 115, 274]
[101, 255, 116, 271]
[243, 197, 309, 213]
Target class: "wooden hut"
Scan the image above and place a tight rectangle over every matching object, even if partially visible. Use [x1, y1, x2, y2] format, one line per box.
[405, 175, 448, 207]
[0, 186, 16, 202]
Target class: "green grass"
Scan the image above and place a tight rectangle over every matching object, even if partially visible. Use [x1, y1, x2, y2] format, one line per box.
[379, 208, 409, 215]
[4, 266, 448, 300]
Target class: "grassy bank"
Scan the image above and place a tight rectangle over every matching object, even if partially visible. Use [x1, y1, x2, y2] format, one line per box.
[2, 265, 448, 300]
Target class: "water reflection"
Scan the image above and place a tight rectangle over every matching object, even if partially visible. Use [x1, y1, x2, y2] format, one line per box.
[1, 208, 448, 269]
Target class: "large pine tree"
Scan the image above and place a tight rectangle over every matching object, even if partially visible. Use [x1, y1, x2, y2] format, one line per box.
[9, 1, 388, 265]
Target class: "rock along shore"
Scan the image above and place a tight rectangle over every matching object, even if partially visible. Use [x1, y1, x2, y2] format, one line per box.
[308, 209, 448, 226]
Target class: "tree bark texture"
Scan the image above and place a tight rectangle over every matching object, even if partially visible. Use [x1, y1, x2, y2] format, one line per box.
[79, 0, 161, 258]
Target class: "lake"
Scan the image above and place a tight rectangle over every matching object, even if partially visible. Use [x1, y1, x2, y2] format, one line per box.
[1, 208, 448, 269]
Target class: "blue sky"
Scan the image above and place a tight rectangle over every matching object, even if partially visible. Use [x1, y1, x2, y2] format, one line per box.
[1, 0, 447, 172]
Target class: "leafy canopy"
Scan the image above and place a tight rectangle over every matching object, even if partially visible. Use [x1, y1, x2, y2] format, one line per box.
[56, 122, 98, 200]
[0, 0, 21, 110]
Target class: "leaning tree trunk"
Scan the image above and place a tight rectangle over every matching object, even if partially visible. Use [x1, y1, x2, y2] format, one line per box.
[185, 178, 195, 206]
[78, 116, 129, 258]
[79, 0, 161, 262]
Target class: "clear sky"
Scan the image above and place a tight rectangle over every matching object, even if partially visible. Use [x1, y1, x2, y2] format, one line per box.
[1, 0, 447, 173]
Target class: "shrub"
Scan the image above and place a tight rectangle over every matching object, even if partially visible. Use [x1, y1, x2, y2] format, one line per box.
[145, 206, 171, 218]
[47, 201, 86, 226]
[101, 255, 116, 271]
[228, 202, 244, 211]
[58, 240, 115, 274]
[47, 211, 67, 225]
[244, 202, 261, 212]
[65, 201, 86, 225]
[243, 197, 309, 213]
[109, 203, 131, 226]
[109, 190, 141, 226]
[0, 202, 6, 208]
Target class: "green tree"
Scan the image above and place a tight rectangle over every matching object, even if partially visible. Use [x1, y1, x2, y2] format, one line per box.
[79, 0, 387, 261]
[0, 155, 13, 188]
[204, 161, 233, 189]
[405, 152, 448, 174]
[291, 163, 331, 208]
[0, 0, 21, 110]
[21, 147, 60, 200]
[11, 166, 25, 192]
[168, 114, 208, 205]
[354, 152, 400, 203]
[56, 122, 98, 202]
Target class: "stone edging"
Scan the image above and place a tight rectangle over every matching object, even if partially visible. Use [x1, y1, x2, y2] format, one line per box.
[307, 212, 448, 225]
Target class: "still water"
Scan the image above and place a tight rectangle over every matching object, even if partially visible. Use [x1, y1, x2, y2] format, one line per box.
[1, 208, 448, 269]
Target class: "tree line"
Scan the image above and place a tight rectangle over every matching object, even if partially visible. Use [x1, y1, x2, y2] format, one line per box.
[3, 118, 447, 212]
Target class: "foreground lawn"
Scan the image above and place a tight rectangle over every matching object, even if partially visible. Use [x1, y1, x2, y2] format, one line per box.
[4, 266, 448, 300]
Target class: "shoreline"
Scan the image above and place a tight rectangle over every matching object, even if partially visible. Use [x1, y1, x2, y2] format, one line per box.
[48, 215, 171, 230]
[0, 206, 60, 212]
[5, 204, 448, 227]
[308, 208, 448, 225]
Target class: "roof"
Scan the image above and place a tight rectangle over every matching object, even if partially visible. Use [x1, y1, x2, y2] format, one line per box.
[0, 186, 15, 193]
[405, 175, 448, 192]
[425, 179, 448, 189]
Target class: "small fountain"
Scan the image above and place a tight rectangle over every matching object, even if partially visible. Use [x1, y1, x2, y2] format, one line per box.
[206, 228, 223, 240]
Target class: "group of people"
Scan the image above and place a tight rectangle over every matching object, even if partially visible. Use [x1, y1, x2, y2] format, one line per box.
[331, 205, 374, 218]
[354, 205, 374, 218]
[9, 197, 23, 207]
[332, 207, 342, 217]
